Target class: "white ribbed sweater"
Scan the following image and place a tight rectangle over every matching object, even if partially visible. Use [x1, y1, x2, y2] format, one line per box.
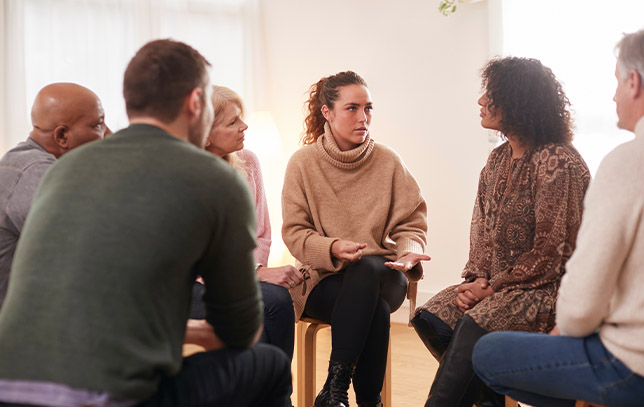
[557, 116, 644, 376]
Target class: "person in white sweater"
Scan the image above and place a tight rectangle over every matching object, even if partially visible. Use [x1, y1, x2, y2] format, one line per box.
[471, 28, 644, 407]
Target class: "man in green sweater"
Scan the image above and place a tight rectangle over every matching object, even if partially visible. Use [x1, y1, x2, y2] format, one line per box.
[0, 39, 291, 407]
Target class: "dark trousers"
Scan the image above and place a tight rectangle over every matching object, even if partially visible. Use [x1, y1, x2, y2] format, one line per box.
[191, 281, 295, 360]
[303, 255, 406, 404]
[413, 310, 500, 407]
[258, 282, 295, 360]
[142, 343, 292, 407]
[0, 344, 292, 407]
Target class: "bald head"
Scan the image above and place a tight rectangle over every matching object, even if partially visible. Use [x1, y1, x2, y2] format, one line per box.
[30, 83, 108, 158]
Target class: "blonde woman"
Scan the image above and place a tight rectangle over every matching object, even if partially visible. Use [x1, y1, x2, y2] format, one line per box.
[191, 86, 301, 361]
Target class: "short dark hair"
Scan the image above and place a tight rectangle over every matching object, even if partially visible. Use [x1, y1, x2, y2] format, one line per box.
[482, 57, 573, 147]
[123, 39, 211, 122]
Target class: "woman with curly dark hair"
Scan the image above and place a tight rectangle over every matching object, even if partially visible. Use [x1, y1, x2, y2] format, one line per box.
[411, 57, 591, 407]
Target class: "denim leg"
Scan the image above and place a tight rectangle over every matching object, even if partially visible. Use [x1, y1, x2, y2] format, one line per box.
[473, 331, 644, 407]
[259, 282, 295, 361]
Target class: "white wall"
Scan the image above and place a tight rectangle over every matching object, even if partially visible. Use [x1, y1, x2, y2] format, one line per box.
[259, 0, 495, 321]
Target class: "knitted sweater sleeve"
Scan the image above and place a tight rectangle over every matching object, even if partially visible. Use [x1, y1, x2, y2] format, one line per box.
[281, 152, 342, 272]
[557, 145, 638, 336]
[241, 150, 271, 266]
[199, 170, 262, 348]
[386, 153, 428, 259]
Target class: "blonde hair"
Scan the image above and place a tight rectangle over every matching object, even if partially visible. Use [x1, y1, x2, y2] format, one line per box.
[211, 85, 246, 176]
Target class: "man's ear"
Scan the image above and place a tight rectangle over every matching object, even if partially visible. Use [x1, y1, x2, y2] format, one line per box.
[53, 125, 69, 150]
[630, 70, 643, 98]
[186, 87, 203, 120]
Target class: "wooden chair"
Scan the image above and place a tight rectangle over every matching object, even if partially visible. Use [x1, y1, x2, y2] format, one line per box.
[295, 263, 422, 407]
[296, 317, 392, 407]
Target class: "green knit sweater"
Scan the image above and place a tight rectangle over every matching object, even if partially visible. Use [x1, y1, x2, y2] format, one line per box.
[0, 124, 262, 400]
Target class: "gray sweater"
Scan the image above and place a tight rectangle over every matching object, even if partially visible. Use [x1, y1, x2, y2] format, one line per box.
[0, 138, 56, 306]
[0, 124, 262, 400]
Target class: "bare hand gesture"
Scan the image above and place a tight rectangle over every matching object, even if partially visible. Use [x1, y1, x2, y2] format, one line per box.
[331, 240, 367, 262]
[257, 264, 304, 289]
[384, 253, 431, 272]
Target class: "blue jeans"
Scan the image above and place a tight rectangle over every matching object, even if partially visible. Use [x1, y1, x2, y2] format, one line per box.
[472, 331, 644, 407]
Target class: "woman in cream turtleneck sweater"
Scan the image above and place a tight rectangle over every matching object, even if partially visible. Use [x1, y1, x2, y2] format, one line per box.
[282, 71, 430, 407]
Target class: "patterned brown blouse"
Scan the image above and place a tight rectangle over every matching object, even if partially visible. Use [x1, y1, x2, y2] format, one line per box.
[419, 141, 590, 332]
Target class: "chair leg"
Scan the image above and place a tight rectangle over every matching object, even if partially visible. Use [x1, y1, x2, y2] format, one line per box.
[297, 321, 330, 407]
[381, 336, 392, 406]
[296, 321, 307, 407]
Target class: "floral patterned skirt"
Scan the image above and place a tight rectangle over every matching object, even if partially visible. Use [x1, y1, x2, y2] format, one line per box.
[417, 282, 558, 332]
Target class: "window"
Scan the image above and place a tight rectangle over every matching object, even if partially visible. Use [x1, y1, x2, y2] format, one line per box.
[2, 0, 261, 150]
[500, 0, 643, 174]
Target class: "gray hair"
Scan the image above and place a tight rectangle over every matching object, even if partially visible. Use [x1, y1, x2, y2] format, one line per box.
[616, 29, 644, 85]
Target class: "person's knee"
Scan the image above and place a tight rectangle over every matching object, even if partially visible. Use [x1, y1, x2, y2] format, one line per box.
[411, 311, 432, 336]
[253, 343, 291, 371]
[472, 332, 505, 382]
[262, 284, 295, 320]
[348, 255, 386, 280]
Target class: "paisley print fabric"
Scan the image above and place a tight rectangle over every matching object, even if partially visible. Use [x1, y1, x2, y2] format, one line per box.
[419, 141, 590, 332]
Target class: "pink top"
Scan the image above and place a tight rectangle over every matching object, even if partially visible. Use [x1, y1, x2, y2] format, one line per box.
[238, 149, 271, 266]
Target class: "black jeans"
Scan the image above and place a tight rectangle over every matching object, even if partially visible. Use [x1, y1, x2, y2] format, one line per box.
[142, 343, 292, 407]
[191, 281, 295, 360]
[303, 255, 406, 404]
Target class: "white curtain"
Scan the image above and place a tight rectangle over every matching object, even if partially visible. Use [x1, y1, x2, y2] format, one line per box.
[0, 0, 266, 154]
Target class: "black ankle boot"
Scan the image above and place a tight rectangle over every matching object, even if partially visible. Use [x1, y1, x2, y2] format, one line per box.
[425, 315, 488, 407]
[314, 360, 356, 407]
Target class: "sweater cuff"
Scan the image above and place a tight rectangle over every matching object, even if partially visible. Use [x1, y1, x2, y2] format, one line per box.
[306, 235, 342, 271]
[396, 238, 425, 260]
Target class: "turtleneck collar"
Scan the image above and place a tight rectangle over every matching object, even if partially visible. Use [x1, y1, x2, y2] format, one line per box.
[634, 115, 644, 138]
[315, 122, 375, 169]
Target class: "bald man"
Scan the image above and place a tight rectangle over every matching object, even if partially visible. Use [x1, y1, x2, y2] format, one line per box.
[0, 82, 109, 307]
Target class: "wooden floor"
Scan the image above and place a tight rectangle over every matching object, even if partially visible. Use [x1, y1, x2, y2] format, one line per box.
[291, 322, 439, 407]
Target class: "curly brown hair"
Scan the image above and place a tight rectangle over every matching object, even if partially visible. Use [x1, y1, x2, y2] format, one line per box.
[301, 71, 367, 145]
[481, 57, 573, 147]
